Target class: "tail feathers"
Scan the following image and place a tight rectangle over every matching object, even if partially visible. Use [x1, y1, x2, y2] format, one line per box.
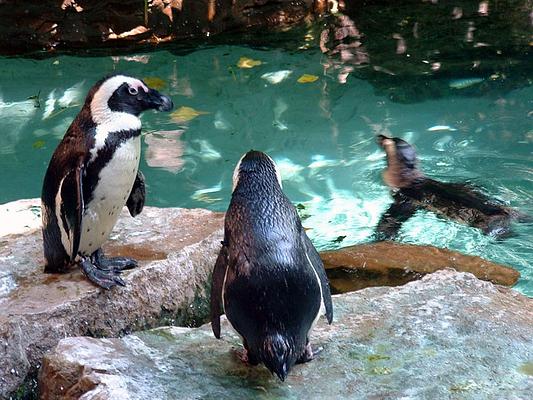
[514, 211, 533, 224]
[258, 333, 298, 381]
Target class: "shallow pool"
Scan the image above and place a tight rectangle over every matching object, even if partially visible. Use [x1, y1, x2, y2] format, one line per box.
[0, 5, 531, 295]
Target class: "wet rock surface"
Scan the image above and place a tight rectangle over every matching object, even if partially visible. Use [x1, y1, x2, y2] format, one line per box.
[322, 241, 520, 293]
[0, 200, 224, 398]
[39, 270, 533, 400]
[0, 199, 525, 398]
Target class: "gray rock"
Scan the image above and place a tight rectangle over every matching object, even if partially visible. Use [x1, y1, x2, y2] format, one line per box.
[0, 201, 224, 398]
[39, 270, 533, 400]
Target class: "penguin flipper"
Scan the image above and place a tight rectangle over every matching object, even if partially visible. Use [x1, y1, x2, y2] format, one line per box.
[127, 170, 145, 217]
[210, 244, 229, 339]
[374, 195, 417, 241]
[60, 164, 84, 262]
[302, 231, 333, 324]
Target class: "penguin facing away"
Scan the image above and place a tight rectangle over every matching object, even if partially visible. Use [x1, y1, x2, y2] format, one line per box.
[210, 150, 333, 381]
[375, 134, 530, 239]
[41, 74, 173, 289]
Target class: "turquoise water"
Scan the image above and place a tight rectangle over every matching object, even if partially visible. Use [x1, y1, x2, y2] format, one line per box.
[0, 15, 532, 295]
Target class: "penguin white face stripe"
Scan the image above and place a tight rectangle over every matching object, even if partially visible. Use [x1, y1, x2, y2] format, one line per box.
[90, 75, 147, 125]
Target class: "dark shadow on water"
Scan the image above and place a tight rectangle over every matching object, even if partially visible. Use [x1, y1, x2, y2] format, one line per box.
[6, 0, 531, 104]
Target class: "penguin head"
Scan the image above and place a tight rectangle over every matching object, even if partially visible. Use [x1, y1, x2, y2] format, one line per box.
[232, 150, 282, 192]
[258, 333, 297, 381]
[376, 134, 418, 170]
[88, 74, 173, 124]
[377, 135, 424, 188]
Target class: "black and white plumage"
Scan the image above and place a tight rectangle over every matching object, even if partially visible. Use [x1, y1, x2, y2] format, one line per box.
[41, 74, 173, 289]
[375, 135, 530, 239]
[210, 150, 333, 381]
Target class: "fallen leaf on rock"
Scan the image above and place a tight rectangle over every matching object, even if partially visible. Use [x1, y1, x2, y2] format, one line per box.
[171, 106, 209, 123]
[297, 74, 319, 83]
[237, 57, 262, 68]
[143, 77, 166, 90]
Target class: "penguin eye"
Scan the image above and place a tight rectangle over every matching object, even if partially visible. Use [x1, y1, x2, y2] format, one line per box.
[128, 86, 139, 96]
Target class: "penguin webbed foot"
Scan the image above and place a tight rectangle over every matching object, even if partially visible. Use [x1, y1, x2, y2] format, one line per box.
[92, 248, 138, 272]
[233, 347, 259, 366]
[296, 342, 321, 364]
[80, 256, 126, 290]
[79, 249, 137, 289]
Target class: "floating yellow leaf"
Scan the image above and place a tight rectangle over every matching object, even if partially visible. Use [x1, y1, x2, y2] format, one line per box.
[297, 74, 319, 83]
[237, 57, 262, 69]
[171, 106, 209, 123]
[143, 77, 166, 90]
[32, 140, 45, 149]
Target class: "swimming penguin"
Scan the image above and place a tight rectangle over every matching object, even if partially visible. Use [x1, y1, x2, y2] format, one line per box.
[41, 74, 173, 289]
[210, 150, 333, 381]
[375, 135, 530, 239]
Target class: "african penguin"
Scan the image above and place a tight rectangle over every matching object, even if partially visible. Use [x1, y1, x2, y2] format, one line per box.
[210, 150, 333, 381]
[375, 134, 530, 239]
[41, 74, 173, 289]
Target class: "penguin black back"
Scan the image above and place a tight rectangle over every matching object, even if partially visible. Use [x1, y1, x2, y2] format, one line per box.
[211, 150, 333, 381]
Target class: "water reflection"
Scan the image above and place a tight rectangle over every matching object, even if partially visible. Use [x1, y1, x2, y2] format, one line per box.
[319, 0, 532, 102]
[144, 130, 185, 174]
[0, 98, 37, 154]
[0, 0, 531, 294]
[42, 81, 84, 119]
[320, 14, 368, 84]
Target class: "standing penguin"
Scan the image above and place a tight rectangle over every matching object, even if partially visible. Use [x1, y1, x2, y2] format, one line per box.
[41, 74, 173, 289]
[375, 134, 530, 239]
[210, 150, 333, 381]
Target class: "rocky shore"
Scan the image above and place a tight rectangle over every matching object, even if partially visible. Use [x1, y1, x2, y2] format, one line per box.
[39, 271, 533, 399]
[0, 199, 530, 398]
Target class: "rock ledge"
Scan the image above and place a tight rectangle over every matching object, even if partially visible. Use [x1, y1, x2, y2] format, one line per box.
[0, 202, 224, 398]
[39, 270, 533, 399]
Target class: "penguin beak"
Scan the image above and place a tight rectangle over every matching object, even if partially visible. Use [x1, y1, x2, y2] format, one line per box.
[376, 134, 391, 148]
[144, 88, 174, 112]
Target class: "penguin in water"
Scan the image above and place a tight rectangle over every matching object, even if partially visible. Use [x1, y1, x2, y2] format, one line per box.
[41, 74, 173, 289]
[375, 135, 530, 240]
[210, 150, 333, 381]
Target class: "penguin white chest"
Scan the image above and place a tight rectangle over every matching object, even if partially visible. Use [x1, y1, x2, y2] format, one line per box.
[78, 136, 141, 255]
